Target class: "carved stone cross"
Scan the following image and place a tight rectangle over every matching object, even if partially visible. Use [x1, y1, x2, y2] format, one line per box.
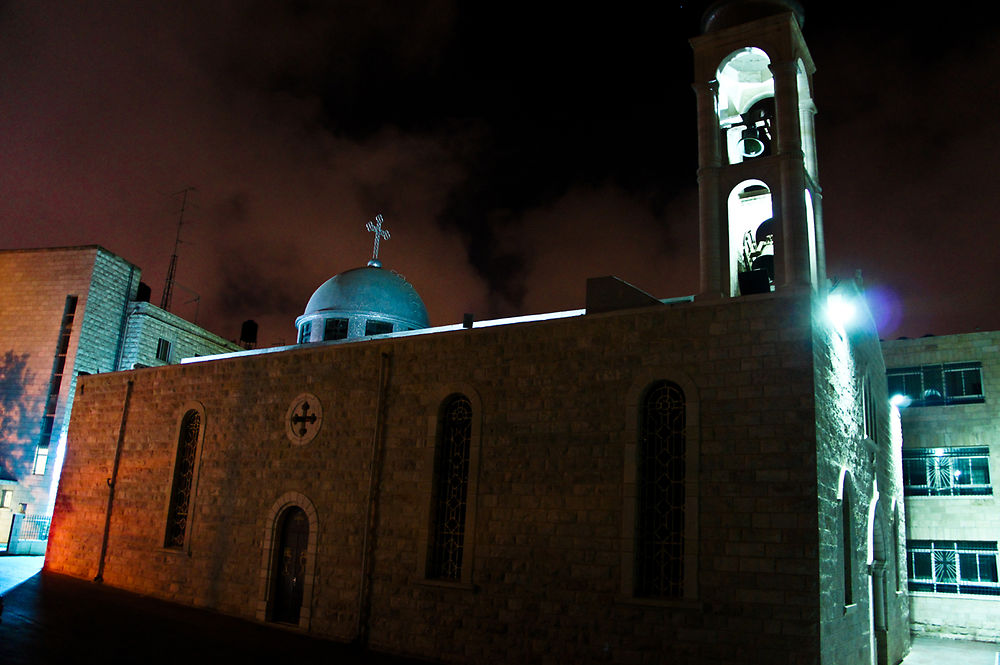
[291, 401, 317, 437]
[286, 393, 323, 445]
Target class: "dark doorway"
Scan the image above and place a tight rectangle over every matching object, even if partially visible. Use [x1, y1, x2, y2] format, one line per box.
[270, 506, 309, 625]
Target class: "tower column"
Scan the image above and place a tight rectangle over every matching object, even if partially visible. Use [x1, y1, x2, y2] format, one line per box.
[693, 80, 725, 299]
[772, 59, 811, 289]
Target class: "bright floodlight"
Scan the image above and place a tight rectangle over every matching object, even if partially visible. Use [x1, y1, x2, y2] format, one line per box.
[827, 293, 856, 328]
[889, 393, 911, 408]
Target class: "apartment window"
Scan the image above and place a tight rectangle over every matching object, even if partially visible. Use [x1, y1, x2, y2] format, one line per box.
[427, 394, 472, 581]
[32, 447, 49, 475]
[902, 447, 992, 496]
[298, 321, 312, 344]
[37, 295, 78, 459]
[0, 489, 12, 509]
[908, 540, 999, 596]
[156, 338, 172, 363]
[323, 318, 349, 341]
[365, 320, 393, 336]
[887, 362, 984, 406]
[634, 381, 686, 598]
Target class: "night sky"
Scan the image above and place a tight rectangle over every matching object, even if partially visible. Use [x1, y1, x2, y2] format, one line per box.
[2, 2, 998, 346]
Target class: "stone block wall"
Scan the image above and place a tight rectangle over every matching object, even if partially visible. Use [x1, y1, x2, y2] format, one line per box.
[813, 284, 909, 665]
[0, 246, 121, 534]
[882, 331, 1000, 641]
[118, 300, 241, 369]
[48, 291, 896, 664]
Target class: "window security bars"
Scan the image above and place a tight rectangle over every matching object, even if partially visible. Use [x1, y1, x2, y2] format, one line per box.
[16, 514, 52, 541]
[908, 540, 999, 596]
[902, 447, 992, 496]
[887, 362, 984, 407]
[298, 321, 311, 343]
[427, 396, 472, 581]
[635, 381, 686, 598]
[164, 410, 201, 548]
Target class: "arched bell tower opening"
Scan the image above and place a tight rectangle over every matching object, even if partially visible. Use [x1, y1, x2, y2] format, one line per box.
[728, 179, 774, 296]
[691, 1, 825, 299]
[717, 47, 775, 166]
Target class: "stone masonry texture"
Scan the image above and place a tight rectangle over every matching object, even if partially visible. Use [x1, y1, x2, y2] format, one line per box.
[882, 331, 1000, 642]
[47, 289, 908, 665]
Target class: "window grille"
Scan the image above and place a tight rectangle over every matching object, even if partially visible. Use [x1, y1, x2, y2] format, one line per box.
[298, 321, 311, 344]
[427, 395, 472, 581]
[902, 447, 992, 496]
[635, 381, 685, 598]
[164, 410, 201, 548]
[155, 338, 172, 363]
[908, 540, 999, 596]
[887, 362, 984, 406]
[323, 318, 349, 341]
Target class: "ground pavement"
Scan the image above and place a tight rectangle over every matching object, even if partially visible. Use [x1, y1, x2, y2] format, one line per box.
[2, 556, 998, 664]
[0, 556, 428, 665]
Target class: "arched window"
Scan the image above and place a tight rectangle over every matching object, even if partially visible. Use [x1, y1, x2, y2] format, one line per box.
[164, 409, 201, 548]
[635, 381, 686, 598]
[427, 394, 473, 581]
[841, 477, 854, 605]
[893, 502, 901, 593]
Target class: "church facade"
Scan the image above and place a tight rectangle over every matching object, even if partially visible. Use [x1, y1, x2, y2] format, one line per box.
[45, 3, 911, 664]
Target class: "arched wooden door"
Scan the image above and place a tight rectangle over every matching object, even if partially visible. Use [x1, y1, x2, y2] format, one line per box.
[270, 506, 308, 624]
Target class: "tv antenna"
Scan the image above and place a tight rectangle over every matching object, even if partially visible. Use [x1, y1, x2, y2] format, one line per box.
[161, 187, 196, 312]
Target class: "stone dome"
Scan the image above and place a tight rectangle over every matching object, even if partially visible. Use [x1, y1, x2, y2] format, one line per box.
[295, 265, 429, 343]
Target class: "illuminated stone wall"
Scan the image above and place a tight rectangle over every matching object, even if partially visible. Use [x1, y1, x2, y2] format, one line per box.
[118, 300, 240, 369]
[48, 289, 906, 664]
[882, 331, 1000, 641]
[0, 246, 130, 539]
[813, 282, 909, 665]
[0, 246, 241, 545]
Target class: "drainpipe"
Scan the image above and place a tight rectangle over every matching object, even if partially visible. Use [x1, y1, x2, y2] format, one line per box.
[355, 350, 392, 648]
[95, 378, 134, 582]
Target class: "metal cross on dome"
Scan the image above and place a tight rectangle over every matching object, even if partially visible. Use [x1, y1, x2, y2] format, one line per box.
[366, 214, 390, 266]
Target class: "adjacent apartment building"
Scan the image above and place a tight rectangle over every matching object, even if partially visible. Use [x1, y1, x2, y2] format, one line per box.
[882, 332, 1000, 641]
[0, 246, 241, 551]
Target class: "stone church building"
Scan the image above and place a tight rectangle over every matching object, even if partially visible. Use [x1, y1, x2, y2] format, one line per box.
[45, 3, 911, 664]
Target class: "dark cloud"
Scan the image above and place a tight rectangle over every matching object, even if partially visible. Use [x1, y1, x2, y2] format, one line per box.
[1, 1, 998, 344]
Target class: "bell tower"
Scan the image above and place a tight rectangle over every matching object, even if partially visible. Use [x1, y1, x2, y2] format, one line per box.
[690, 0, 824, 299]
